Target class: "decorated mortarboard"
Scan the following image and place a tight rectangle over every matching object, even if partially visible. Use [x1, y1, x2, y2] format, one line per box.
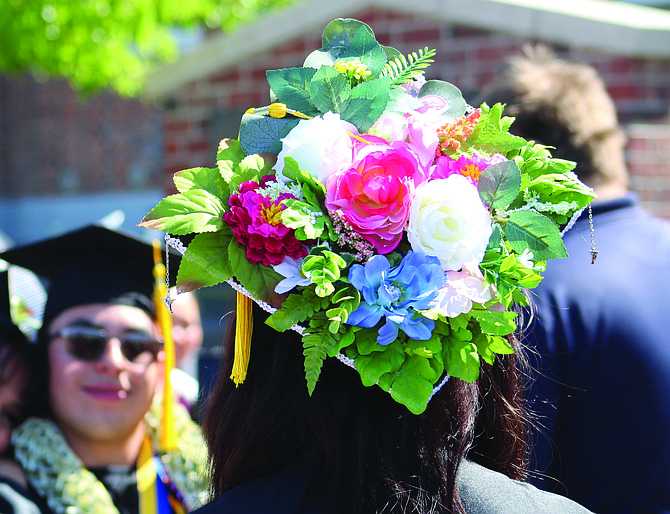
[141, 18, 595, 414]
[0, 224, 180, 331]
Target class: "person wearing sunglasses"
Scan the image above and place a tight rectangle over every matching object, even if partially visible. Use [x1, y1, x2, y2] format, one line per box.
[0, 224, 209, 514]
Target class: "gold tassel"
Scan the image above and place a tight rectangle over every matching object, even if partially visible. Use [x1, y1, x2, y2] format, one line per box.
[152, 240, 177, 452]
[231, 291, 253, 386]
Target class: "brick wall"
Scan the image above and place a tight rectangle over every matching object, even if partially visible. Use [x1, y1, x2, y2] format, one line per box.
[0, 74, 163, 197]
[4, 8, 667, 220]
[161, 8, 670, 219]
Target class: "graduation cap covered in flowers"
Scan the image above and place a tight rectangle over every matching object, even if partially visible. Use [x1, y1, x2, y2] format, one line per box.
[141, 18, 595, 414]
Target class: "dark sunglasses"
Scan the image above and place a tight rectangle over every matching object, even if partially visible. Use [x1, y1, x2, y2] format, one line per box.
[53, 326, 161, 363]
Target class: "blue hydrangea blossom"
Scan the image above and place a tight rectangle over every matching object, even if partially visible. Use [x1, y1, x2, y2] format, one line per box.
[347, 251, 446, 345]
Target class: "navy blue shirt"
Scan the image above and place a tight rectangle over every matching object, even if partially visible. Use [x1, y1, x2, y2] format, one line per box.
[527, 195, 670, 513]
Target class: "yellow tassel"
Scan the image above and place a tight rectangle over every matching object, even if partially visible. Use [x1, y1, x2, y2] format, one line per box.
[231, 292, 253, 386]
[152, 240, 177, 452]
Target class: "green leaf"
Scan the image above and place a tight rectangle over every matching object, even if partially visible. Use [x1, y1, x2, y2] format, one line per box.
[340, 76, 391, 132]
[232, 154, 275, 189]
[216, 139, 247, 182]
[266, 291, 321, 332]
[227, 240, 282, 302]
[176, 230, 234, 292]
[478, 160, 522, 209]
[471, 103, 527, 154]
[389, 356, 437, 415]
[173, 167, 228, 199]
[140, 190, 225, 235]
[471, 309, 517, 336]
[303, 49, 337, 69]
[354, 328, 385, 355]
[303, 321, 339, 394]
[238, 113, 297, 155]
[302, 247, 348, 298]
[418, 80, 466, 118]
[474, 333, 514, 365]
[354, 341, 404, 387]
[321, 18, 374, 53]
[443, 338, 480, 382]
[347, 26, 387, 75]
[266, 67, 318, 115]
[310, 65, 351, 114]
[506, 211, 568, 260]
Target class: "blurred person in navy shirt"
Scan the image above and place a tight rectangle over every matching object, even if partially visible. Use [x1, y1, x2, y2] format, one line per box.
[478, 46, 670, 514]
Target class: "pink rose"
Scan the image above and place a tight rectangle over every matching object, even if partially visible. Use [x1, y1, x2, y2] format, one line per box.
[325, 140, 420, 254]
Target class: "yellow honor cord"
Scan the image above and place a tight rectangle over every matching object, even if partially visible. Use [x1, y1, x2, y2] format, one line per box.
[137, 435, 158, 514]
[152, 240, 177, 452]
[231, 292, 253, 386]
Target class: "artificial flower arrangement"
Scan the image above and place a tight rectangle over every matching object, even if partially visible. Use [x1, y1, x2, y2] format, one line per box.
[141, 18, 595, 414]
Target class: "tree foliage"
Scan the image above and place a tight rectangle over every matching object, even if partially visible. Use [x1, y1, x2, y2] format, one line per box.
[0, 0, 298, 96]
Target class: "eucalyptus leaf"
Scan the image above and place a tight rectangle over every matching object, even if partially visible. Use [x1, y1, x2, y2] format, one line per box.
[478, 160, 522, 209]
[383, 87, 422, 115]
[382, 45, 402, 62]
[506, 211, 568, 260]
[418, 80, 466, 118]
[303, 49, 337, 69]
[321, 18, 374, 52]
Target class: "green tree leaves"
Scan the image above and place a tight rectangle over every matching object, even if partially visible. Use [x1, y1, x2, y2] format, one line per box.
[1, 0, 299, 96]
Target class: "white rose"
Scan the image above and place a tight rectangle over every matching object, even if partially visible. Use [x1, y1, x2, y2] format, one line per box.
[273, 112, 357, 184]
[407, 175, 492, 271]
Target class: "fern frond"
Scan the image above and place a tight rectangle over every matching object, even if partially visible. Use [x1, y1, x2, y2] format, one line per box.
[382, 47, 436, 86]
[303, 317, 339, 395]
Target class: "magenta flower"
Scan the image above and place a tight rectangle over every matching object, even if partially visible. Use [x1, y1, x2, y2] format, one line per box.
[223, 175, 308, 266]
[325, 139, 420, 254]
[431, 152, 507, 186]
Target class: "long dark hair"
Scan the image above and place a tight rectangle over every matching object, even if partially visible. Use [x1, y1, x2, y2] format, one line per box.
[203, 305, 528, 513]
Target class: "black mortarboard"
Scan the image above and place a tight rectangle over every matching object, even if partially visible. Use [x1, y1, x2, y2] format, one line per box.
[0, 270, 25, 343]
[0, 224, 180, 335]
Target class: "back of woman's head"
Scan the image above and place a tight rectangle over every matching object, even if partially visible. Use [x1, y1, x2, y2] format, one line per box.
[203, 306, 528, 513]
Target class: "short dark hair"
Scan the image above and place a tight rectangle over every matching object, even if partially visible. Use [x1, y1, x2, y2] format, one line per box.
[476, 45, 628, 191]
